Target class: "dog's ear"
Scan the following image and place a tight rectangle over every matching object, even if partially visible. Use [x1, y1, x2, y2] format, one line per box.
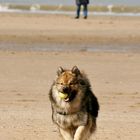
[57, 66, 64, 76]
[71, 66, 80, 76]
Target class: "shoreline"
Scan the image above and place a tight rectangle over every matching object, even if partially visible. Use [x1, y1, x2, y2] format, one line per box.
[0, 10, 140, 18]
[0, 3, 140, 14]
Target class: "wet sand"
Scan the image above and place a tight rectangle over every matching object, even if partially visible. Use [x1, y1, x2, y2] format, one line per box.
[0, 13, 140, 140]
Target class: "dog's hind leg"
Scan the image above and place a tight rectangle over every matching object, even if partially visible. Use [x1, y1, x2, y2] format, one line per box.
[59, 128, 74, 140]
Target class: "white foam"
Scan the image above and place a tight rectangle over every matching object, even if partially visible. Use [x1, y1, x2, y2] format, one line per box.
[0, 3, 22, 12]
[30, 4, 40, 11]
[0, 4, 9, 11]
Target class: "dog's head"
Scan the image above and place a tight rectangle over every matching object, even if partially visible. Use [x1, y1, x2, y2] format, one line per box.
[54, 66, 88, 102]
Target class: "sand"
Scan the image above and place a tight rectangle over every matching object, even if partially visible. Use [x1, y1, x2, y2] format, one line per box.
[0, 13, 140, 140]
[0, 13, 140, 46]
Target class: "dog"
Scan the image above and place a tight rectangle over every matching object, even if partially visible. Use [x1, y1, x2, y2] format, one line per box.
[49, 66, 99, 140]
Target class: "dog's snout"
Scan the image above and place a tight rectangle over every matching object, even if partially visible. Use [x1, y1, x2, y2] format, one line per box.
[63, 86, 69, 93]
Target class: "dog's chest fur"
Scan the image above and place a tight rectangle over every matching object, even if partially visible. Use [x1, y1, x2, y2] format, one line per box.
[53, 110, 88, 129]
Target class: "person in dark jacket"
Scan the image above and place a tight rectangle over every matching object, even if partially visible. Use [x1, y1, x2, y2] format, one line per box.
[75, 0, 89, 19]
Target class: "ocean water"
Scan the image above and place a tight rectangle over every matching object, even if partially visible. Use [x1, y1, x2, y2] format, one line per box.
[0, 0, 140, 16]
[0, 0, 140, 6]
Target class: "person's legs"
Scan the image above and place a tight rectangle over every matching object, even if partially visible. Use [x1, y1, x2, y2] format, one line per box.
[75, 4, 81, 18]
[83, 4, 88, 19]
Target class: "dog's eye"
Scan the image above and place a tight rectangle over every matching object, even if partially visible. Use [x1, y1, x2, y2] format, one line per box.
[70, 81, 78, 85]
[70, 82, 74, 85]
[60, 83, 63, 85]
[57, 82, 63, 85]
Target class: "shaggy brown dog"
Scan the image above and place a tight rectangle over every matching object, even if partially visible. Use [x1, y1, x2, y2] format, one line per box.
[49, 66, 99, 140]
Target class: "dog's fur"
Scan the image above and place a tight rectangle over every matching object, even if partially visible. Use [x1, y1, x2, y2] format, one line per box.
[49, 66, 99, 140]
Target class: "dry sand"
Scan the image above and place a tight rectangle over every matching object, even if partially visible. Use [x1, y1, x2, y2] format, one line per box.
[0, 13, 140, 140]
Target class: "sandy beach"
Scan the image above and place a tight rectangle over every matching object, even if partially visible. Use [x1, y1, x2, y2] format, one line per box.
[0, 13, 140, 140]
[0, 13, 140, 46]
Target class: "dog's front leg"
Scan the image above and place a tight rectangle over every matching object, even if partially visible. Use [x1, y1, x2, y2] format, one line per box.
[74, 125, 90, 140]
[59, 128, 74, 140]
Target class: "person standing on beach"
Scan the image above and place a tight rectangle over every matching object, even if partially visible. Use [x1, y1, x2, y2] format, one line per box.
[75, 0, 89, 19]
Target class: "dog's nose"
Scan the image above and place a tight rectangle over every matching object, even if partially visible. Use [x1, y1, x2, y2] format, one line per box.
[63, 86, 69, 93]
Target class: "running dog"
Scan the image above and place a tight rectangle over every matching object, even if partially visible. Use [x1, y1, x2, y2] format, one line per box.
[49, 66, 99, 140]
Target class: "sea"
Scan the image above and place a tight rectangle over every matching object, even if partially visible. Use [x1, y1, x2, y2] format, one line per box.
[0, 0, 140, 16]
[0, 0, 140, 6]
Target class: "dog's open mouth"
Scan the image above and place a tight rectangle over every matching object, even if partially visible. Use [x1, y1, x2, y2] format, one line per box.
[59, 91, 77, 102]
[64, 96, 70, 102]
